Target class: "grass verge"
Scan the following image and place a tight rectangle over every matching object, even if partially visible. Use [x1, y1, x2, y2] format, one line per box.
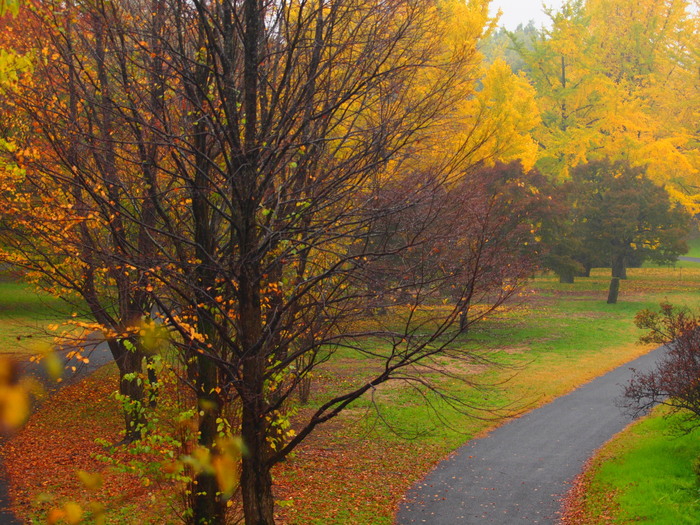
[562, 406, 700, 524]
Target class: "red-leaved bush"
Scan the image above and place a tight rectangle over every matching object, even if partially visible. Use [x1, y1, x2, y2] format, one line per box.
[621, 302, 700, 432]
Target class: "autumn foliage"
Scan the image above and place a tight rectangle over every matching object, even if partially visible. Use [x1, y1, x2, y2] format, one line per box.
[0, 0, 695, 524]
[0, 0, 550, 523]
[621, 303, 700, 432]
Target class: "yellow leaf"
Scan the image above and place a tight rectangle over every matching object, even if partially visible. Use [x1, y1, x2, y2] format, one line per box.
[63, 502, 83, 524]
[0, 386, 29, 429]
[213, 453, 239, 498]
[43, 351, 64, 381]
[77, 470, 103, 490]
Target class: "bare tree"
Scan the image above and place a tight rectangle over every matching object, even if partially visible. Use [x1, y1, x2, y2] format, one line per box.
[1, 0, 543, 523]
[135, 0, 533, 521]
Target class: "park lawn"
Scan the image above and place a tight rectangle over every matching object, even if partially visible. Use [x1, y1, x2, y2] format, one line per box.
[3, 266, 700, 524]
[685, 234, 700, 259]
[562, 406, 700, 525]
[0, 280, 74, 357]
[273, 267, 700, 524]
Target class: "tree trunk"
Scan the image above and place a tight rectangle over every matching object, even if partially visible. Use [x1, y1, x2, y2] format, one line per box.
[459, 281, 474, 332]
[241, 391, 275, 525]
[112, 340, 146, 443]
[193, 352, 224, 525]
[607, 277, 620, 304]
[459, 306, 469, 333]
[238, 272, 274, 524]
[238, 234, 271, 523]
[612, 254, 627, 279]
[578, 263, 592, 278]
[558, 269, 575, 284]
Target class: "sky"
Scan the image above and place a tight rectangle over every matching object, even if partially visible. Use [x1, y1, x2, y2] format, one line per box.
[488, 0, 567, 30]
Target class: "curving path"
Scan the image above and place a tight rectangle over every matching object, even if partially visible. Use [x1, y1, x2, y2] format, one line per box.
[0, 339, 113, 524]
[396, 345, 667, 524]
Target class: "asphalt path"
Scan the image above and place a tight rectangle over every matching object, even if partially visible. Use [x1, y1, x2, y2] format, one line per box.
[0, 338, 113, 525]
[396, 345, 667, 524]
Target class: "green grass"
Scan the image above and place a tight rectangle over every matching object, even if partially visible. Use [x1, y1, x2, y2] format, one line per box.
[274, 266, 700, 523]
[343, 267, 700, 438]
[685, 235, 700, 259]
[577, 407, 700, 524]
[0, 279, 73, 356]
[0, 280, 67, 315]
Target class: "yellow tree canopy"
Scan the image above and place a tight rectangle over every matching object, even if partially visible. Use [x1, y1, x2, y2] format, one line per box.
[514, 0, 700, 211]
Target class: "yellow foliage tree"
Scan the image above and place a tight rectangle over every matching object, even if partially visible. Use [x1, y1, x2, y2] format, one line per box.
[514, 0, 700, 212]
[585, 0, 700, 210]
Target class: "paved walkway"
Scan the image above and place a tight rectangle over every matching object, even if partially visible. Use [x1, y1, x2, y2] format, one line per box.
[396, 345, 666, 524]
[0, 341, 113, 524]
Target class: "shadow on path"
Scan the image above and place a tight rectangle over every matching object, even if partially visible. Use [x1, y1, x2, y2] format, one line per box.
[396, 345, 666, 524]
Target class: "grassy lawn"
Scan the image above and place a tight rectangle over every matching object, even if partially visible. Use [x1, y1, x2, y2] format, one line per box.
[562, 406, 700, 524]
[685, 235, 700, 259]
[3, 266, 700, 524]
[271, 267, 700, 524]
[0, 279, 74, 357]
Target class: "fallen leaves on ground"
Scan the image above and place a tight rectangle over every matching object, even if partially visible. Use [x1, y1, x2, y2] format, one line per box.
[559, 458, 620, 524]
[0, 365, 181, 524]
